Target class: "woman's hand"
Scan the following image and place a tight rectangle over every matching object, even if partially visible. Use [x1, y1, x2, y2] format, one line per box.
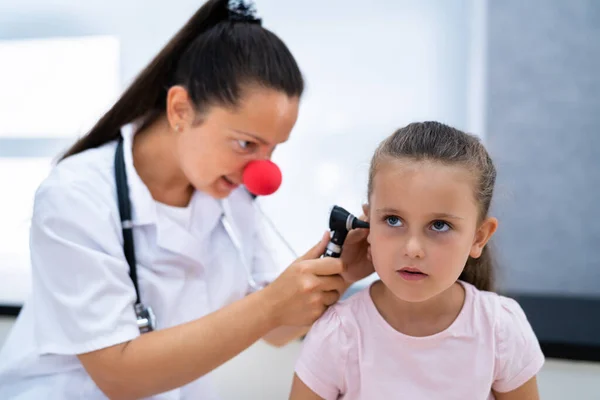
[340, 204, 374, 283]
[261, 232, 348, 328]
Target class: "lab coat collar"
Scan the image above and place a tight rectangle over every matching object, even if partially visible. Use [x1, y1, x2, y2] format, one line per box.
[121, 124, 157, 227]
[120, 125, 224, 263]
[156, 190, 224, 264]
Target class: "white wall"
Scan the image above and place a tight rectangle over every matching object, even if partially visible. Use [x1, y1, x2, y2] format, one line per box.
[0, 36, 121, 304]
[257, 0, 479, 258]
[0, 0, 482, 304]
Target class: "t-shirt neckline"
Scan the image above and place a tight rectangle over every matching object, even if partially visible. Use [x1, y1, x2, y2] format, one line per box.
[364, 280, 472, 345]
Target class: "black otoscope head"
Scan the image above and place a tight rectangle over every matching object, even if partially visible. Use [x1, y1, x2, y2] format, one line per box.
[323, 205, 370, 258]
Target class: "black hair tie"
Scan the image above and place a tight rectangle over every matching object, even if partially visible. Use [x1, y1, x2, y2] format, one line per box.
[228, 0, 262, 24]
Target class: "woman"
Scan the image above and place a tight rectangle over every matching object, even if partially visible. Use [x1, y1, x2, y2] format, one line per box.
[0, 1, 372, 399]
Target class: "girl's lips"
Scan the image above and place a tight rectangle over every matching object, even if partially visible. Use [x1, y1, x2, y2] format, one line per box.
[397, 267, 428, 281]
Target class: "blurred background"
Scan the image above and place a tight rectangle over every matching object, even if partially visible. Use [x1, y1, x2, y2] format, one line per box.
[0, 0, 599, 398]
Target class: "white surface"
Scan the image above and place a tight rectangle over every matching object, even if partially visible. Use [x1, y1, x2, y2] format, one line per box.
[0, 317, 599, 399]
[0, 158, 52, 305]
[0, 35, 120, 304]
[0, 36, 120, 138]
[466, 0, 488, 137]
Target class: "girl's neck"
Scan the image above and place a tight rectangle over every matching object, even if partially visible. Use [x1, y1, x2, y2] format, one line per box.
[371, 280, 465, 337]
[132, 117, 194, 207]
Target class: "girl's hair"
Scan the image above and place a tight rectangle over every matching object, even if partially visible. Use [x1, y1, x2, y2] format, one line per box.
[61, 0, 304, 160]
[368, 121, 497, 291]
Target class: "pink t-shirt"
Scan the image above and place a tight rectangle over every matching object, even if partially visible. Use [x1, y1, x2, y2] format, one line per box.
[295, 281, 545, 400]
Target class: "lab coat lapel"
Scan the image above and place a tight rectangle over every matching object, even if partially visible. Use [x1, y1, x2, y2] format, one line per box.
[155, 191, 222, 266]
[222, 188, 256, 268]
[120, 125, 221, 265]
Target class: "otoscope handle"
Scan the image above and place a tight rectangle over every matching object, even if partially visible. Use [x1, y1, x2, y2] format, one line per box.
[322, 205, 370, 258]
[323, 224, 349, 258]
[323, 244, 341, 258]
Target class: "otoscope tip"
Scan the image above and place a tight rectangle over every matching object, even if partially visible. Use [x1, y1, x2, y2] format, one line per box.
[353, 219, 370, 229]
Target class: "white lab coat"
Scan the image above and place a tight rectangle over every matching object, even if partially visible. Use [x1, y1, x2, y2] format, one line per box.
[0, 126, 282, 399]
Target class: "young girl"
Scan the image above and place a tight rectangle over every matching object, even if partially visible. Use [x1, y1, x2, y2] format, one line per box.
[290, 121, 545, 400]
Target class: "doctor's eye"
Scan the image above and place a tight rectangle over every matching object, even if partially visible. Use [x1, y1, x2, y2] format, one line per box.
[384, 215, 403, 227]
[237, 140, 250, 149]
[235, 139, 257, 153]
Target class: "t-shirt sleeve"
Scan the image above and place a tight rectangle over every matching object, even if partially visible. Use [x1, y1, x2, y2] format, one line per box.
[492, 296, 545, 393]
[29, 181, 140, 355]
[294, 306, 350, 400]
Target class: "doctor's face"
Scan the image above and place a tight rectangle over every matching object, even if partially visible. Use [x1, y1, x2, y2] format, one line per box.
[175, 86, 300, 199]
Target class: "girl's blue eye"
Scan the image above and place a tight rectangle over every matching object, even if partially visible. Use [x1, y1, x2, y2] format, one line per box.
[431, 220, 450, 232]
[237, 140, 251, 149]
[385, 216, 402, 227]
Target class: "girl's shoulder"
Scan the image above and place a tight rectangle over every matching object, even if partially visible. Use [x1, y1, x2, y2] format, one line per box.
[329, 284, 376, 322]
[304, 284, 375, 342]
[461, 281, 545, 381]
[461, 283, 546, 392]
[461, 280, 532, 335]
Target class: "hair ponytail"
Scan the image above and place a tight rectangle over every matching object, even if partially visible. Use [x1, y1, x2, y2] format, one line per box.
[460, 244, 495, 292]
[60, 0, 302, 160]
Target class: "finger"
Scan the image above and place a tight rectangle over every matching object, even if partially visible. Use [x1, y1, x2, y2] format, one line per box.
[321, 290, 341, 306]
[344, 227, 368, 244]
[297, 231, 330, 261]
[317, 274, 347, 293]
[307, 257, 345, 276]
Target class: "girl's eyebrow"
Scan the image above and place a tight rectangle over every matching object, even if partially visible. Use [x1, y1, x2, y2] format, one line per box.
[429, 213, 464, 220]
[375, 207, 464, 220]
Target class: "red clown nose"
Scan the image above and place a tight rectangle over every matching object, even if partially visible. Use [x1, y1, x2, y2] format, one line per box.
[242, 160, 282, 196]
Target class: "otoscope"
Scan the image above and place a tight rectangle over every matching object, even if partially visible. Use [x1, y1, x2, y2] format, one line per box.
[323, 205, 370, 258]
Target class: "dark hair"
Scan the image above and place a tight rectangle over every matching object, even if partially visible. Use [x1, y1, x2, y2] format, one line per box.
[368, 121, 497, 291]
[61, 0, 304, 160]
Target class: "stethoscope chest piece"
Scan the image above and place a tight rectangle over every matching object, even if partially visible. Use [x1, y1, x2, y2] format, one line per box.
[135, 303, 156, 333]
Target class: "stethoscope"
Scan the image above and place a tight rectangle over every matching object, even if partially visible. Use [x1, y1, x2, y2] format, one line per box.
[114, 135, 297, 333]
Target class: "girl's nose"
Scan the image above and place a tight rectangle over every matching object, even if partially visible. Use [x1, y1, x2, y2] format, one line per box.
[404, 235, 425, 259]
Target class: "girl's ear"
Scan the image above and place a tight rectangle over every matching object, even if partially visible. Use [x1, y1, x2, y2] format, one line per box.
[470, 217, 498, 258]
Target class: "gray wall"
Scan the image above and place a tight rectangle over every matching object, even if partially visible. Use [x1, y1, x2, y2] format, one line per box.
[487, 0, 600, 297]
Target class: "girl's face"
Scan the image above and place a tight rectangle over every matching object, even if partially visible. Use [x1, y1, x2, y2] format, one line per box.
[171, 85, 299, 199]
[367, 159, 497, 303]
